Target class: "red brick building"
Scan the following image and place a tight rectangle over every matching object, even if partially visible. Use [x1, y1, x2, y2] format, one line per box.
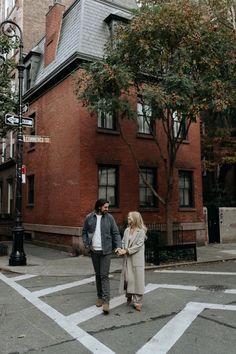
[1, 0, 205, 251]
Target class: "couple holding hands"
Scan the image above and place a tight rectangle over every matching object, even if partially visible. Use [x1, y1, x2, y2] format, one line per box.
[82, 199, 146, 314]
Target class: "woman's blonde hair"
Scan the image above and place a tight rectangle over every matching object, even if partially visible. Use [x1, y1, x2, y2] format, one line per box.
[128, 211, 147, 233]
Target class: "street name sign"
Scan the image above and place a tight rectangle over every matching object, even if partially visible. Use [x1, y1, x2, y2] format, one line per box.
[5, 114, 34, 128]
[23, 135, 50, 143]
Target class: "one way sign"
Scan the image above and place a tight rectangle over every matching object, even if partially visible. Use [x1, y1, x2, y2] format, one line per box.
[5, 114, 34, 128]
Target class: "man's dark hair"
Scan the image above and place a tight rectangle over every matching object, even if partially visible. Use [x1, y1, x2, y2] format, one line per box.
[95, 198, 109, 212]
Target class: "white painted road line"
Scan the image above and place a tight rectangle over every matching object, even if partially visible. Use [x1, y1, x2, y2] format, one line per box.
[32, 276, 95, 297]
[67, 284, 161, 325]
[136, 301, 236, 354]
[157, 284, 198, 291]
[1, 271, 235, 354]
[136, 302, 204, 354]
[155, 270, 236, 275]
[11, 274, 38, 281]
[225, 289, 236, 294]
[67, 283, 196, 326]
[0, 273, 115, 353]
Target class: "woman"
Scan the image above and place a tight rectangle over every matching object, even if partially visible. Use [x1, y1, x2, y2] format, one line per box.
[118, 211, 147, 311]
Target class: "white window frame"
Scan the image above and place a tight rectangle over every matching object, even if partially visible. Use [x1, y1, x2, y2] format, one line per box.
[173, 111, 187, 140]
[137, 102, 152, 134]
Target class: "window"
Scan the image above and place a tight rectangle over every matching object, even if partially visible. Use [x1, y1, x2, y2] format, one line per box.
[9, 131, 15, 159]
[0, 182, 3, 214]
[179, 170, 194, 207]
[137, 102, 153, 134]
[7, 180, 14, 214]
[1, 139, 6, 163]
[25, 64, 31, 91]
[173, 111, 187, 140]
[98, 165, 118, 207]
[139, 167, 157, 207]
[27, 175, 35, 206]
[98, 110, 116, 130]
[104, 13, 130, 47]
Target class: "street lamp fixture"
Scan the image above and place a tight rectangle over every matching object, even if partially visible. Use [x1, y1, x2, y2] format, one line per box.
[0, 20, 26, 266]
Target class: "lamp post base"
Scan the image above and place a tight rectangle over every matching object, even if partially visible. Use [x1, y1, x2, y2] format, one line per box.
[9, 227, 27, 266]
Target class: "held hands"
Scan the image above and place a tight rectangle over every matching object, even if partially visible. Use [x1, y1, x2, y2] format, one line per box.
[115, 248, 127, 256]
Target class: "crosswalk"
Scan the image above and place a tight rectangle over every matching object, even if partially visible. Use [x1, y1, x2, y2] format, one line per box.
[0, 270, 236, 353]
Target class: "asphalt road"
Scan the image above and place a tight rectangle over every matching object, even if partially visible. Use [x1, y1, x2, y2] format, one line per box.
[0, 260, 236, 354]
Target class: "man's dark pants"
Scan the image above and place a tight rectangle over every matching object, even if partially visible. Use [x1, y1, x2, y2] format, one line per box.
[91, 251, 111, 304]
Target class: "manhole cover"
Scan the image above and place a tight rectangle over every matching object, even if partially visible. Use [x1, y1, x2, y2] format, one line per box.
[199, 285, 227, 291]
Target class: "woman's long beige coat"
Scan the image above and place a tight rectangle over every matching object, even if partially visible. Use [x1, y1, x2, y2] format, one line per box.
[119, 228, 145, 295]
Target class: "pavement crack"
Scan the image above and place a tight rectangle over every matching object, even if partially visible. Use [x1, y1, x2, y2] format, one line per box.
[87, 311, 176, 334]
[199, 314, 236, 329]
[22, 338, 77, 353]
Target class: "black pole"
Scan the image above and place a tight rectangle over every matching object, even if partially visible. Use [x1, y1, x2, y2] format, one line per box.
[1, 20, 26, 266]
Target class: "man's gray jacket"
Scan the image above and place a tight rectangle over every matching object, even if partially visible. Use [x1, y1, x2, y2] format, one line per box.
[82, 212, 122, 255]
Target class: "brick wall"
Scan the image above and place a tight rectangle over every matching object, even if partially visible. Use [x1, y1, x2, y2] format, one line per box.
[22, 72, 204, 247]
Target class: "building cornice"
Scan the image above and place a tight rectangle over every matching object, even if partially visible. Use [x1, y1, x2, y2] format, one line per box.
[23, 52, 100, 104]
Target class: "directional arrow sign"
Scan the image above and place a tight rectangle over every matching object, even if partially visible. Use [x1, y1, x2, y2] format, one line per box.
[5, 114, 19, 126]
[5, 114, 34, 128]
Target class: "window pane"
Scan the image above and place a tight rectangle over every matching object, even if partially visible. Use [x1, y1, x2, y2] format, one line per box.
[98, 110, 116, 130]
[27, 175, 34, 205]
[99, 187, 106, 200]
[98, 165, 118, 207]
[139, 168, 157, 207]
[107, 187, 115, 204]
[137, 102, 152, 134]
[179, 171, 193, 207]
[99, 169, 107, 185]
[139, 188, 146, 205]
[173, 111, 187, 139]
[107, 168, 115, 185]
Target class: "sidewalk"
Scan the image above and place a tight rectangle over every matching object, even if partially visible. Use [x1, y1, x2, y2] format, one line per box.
[0, 241, 236, 277]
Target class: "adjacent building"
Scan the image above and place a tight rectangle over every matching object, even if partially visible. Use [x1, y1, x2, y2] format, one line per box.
[0, 0, 205, 251]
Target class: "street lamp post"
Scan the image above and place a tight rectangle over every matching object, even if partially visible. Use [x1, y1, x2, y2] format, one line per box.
[1, 20, 26, 266]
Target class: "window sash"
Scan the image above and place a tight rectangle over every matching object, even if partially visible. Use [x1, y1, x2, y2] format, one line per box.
[137, 103, 152, 134]
[179, 171, 193, 207]
[7, 181, 13, 214]
[173, 111, 187, 139]
[98, 166, 118, 207]
[27, 175, 35, 205]
[139, 168, 156, 207]
[98, 111, 116, 130]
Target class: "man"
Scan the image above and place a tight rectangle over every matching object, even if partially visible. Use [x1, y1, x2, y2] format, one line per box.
[82, 198, 121, 314]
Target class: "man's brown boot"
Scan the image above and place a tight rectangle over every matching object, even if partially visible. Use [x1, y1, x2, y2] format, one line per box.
[96, 298, 103, 307]
[102, 303, 110, 314]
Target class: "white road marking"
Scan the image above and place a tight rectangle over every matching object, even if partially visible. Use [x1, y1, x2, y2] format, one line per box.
[136, 301, 236, 354]
[67, 283, 197, 325]
[157, 284, 198, 291]
[11, 274, 38, 281]
[225, 289, 236, 294]
[0, 273, 114, 353]
[32, 275, 113, 297]
[155, 270, 236, 275]
[1, 272, 235, 354]
[32, 276, 95, 297]
[67, 284, 160, 325]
